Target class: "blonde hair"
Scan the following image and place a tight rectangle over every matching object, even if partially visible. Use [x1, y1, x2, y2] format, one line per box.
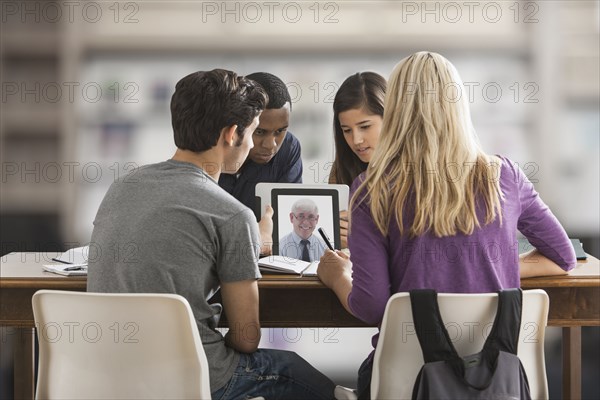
[351, 52, 502, 237]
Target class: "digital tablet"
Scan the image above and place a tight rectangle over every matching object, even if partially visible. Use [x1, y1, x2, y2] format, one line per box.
[255, 182, 349, 220]
[271, 188, 341, 257]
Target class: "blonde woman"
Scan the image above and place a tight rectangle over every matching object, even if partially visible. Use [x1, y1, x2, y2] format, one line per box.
[317, 52, 576, 399]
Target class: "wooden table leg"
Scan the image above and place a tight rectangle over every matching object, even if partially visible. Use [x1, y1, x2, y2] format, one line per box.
[13, 327, 35, 400]
[563, 326, 582, 400]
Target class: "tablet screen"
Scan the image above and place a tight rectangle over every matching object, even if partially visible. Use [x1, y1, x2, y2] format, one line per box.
[255, 182, 349, 220]
[272, 188, 340, 260]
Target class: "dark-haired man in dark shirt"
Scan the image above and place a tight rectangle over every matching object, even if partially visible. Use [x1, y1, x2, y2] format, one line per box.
[219, 72, 303, 217]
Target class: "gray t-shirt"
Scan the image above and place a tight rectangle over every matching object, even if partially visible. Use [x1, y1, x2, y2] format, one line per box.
[87, 159, 262, 391]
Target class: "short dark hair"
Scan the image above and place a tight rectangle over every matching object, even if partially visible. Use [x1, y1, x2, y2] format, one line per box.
[171, 69, 267, 152]
[246, 72, 292, 111]
[331, 72, 386, 186]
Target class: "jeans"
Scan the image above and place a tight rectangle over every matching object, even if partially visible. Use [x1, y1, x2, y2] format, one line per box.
[356, 355, 373, 400]
[211, 349, 335, 400]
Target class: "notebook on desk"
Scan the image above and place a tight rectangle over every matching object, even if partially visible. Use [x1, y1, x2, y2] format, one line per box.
[45, 245, 90, 276]
[258, 255, 318, 277]
[51, 245, 90, 264]
[42, 263, 88, 276]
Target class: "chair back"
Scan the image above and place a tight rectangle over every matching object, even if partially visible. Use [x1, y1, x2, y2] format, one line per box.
[371, 289, 549, 400]
[32, 290, 212, 399]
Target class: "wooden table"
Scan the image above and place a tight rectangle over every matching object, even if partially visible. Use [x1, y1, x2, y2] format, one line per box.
[519, 266, 600, 400]
[1, 252, 598, 399]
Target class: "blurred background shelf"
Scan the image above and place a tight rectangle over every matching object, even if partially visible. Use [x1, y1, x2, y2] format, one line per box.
[0, 185, 62, 212]
[1, 32, 60, 57]
[1, 0, 597, 269]
[1, 0, 597, 267]
[2, 106, 62, 134]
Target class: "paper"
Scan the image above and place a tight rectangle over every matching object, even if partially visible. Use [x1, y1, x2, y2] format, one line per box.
[301, 261, 319, 276]
[567, 260, 600, 277]
[258, 255, 318, 276]
[43, 264, 88, 276]
[52, 246, 90, 265]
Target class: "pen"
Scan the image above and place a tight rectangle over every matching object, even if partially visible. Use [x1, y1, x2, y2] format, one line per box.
[63, 266, 86, 271]
[51, 258, 72, 264]
[318, 227, 335, 251]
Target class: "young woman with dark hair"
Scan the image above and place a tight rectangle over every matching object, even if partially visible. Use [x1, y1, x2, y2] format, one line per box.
[329, 72, 387, 247]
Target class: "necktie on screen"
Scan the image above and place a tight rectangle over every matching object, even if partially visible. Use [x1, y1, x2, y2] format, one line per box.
[300, 239, 311, 262]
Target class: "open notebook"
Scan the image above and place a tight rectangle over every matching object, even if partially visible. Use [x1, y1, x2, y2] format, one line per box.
[42, 263, 88, 276]
[51, 246, 90, 265]
[44, 245, 89, 276]
[258, 256, 319, 277]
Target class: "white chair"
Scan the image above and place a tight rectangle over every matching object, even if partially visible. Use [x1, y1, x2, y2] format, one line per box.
[335, 289, 550, 400]
[32, 290, 212, 399]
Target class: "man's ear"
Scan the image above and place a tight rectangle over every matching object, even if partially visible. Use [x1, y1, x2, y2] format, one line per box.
[222, 125, 238, 146]
[289, 212, 294, 224]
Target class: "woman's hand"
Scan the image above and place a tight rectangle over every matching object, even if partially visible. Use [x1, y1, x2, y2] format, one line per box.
[317, 249, 351, 288]
[339, 210, 349, 249]
[317, 249, 353, 313]
[258, 205, 273, 256]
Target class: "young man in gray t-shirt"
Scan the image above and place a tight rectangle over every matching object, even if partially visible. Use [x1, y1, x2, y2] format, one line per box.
[88, 69, 334, 399]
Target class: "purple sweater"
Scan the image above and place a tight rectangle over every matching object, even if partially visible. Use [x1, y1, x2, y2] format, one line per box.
[347, 156, 576, 334]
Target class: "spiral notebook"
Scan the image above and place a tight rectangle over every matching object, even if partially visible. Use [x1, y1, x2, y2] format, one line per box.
[258, 255, 318, 276]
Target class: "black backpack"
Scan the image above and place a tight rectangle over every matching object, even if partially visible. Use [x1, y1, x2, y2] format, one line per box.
[410, 289, 532, 400]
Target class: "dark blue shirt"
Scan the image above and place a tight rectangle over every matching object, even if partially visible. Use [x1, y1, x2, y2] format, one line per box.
[218, 132, 303, 217]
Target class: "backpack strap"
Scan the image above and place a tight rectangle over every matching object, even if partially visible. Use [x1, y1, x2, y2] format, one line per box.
[410, 289, 458, 363]
[482, 288, 523, 355]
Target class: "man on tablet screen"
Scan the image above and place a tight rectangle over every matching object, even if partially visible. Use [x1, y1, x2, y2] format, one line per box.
[279, 198, 327, 261]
